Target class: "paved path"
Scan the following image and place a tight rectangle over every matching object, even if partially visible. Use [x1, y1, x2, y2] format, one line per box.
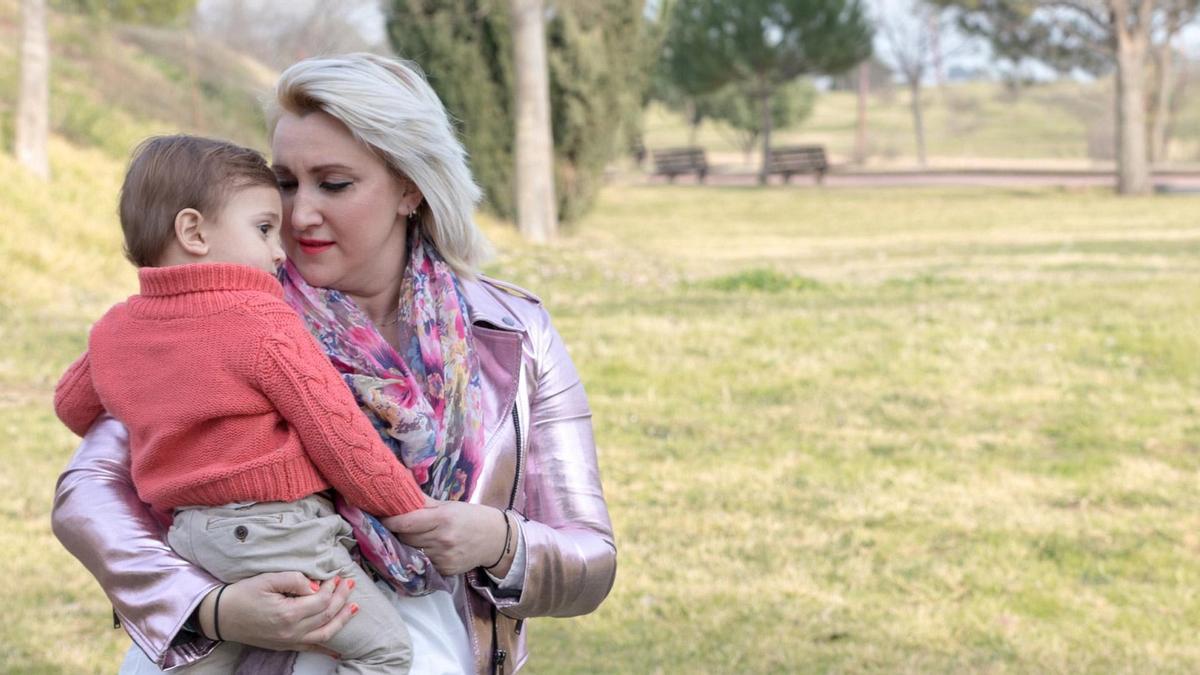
[643, 169, 1200, 191]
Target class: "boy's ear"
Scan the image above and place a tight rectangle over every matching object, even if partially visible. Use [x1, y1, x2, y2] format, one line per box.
[174, 208, 209, 256]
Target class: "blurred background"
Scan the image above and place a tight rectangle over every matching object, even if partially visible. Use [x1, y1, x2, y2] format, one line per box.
[5, 0, 1200, 672]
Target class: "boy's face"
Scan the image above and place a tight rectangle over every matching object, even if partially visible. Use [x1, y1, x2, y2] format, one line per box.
[204, 185, 286, 275]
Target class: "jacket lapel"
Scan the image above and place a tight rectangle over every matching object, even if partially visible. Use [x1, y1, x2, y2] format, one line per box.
[462, 278, 523, 450]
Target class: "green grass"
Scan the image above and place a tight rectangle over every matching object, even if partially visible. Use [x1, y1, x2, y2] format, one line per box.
[482, 185, 1200, 673]
[9, 136, 1200, 667]
[8, 138, 1200, 671]
[6, 6, 1200, 670]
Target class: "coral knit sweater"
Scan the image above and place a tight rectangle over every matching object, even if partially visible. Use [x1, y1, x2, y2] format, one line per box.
[53, 263, 426, 516]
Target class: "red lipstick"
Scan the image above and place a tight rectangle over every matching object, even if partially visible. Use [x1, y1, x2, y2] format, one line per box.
[296, 238, 334, 255]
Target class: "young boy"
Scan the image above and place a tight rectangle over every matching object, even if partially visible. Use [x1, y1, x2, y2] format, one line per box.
[54, 135, 421, 674]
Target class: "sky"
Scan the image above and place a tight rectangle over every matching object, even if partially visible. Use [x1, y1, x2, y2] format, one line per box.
[198, 0, 1200, 82]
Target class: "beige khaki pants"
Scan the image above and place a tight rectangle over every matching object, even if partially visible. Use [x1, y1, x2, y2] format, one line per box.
[167, 494, 412, 674]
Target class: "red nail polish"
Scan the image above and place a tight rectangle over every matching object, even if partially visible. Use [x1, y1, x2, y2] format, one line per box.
[350, 603, 360, 615]
[310, 581, 320, 592]
[347, 579, 356, 591]
[333, 576, 341, 587]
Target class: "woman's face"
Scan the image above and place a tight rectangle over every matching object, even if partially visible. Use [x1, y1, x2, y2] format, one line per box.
[271, 110, 422, 298]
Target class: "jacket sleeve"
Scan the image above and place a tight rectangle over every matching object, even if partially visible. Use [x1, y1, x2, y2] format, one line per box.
[53, 352, 105, 437]
[50, 415, 222, 669]
[255, 318, 426, 516]
[480, 309, 617, 619]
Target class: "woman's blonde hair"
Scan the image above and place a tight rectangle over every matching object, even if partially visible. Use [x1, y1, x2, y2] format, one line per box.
[267, 53, 492, 277]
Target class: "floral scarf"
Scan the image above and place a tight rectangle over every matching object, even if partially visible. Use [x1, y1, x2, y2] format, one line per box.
[279, 225, 485, 595]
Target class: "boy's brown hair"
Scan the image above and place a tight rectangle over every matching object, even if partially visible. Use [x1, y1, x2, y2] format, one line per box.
[119, 135, 278, 267]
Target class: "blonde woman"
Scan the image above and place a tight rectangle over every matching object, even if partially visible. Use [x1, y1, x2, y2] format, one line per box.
[52, 53, 616, 674]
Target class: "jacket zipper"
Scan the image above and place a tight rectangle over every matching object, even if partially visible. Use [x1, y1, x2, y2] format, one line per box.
[507, 403, 523, 510]
[493, 402, 524, 674]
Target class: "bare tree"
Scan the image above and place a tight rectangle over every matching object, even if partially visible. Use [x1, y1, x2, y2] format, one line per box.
[877, 0, 954, 167]
[1149, 0, 1196, 163]
[945, 0, 1198, 194]
[854, 61, 869, 164]
[509, 0, 557, 242]
[195, 0, 383, 69]
[16, 0, 49, 179]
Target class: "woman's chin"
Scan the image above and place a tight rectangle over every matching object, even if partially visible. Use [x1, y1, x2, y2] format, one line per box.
[289, 259, 341, 290]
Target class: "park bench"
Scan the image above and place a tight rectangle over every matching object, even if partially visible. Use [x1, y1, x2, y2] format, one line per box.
[653, 147, 708, 183]
[767, 145, 828, 184]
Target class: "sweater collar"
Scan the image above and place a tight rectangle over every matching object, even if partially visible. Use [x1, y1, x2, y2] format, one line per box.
[138, 263, 284, 299]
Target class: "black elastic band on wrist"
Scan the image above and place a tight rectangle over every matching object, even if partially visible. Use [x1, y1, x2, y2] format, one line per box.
[213, 584, 229, 642]
[485, 509, 512, 570]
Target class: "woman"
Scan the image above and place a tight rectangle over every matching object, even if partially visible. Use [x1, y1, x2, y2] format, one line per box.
[51, 53, 616, 674]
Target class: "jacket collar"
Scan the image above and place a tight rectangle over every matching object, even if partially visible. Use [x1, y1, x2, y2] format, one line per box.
[461, 276, 527, 333]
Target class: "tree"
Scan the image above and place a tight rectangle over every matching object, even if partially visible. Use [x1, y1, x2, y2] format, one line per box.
[16, 0, 49, 179]
[1148, 1, 1197, 162]
[940, 0, 1199, 195]
[196, 0, 383, 70]
[854, 61, 869, 164]
[699, 80, 816, 163]
[876, 0, 958, 167]
[661, 0, 872, 184]
[389, 0, 651, 225]
[510, 0, 557, 241]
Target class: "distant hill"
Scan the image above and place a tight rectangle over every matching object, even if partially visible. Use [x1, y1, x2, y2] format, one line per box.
[642, 79, 1200, 170]
[0, 0, 276, 159]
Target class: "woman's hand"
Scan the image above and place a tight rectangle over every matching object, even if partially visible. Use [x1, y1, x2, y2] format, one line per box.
[195, 572, 356, 654]
[382, 499, 515, 577]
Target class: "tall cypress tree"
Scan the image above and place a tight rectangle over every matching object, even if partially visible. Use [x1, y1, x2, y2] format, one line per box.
[389, 0, 650, 222]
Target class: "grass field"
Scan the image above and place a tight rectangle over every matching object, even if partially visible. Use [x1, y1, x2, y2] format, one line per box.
[6, 134, 1200, 673]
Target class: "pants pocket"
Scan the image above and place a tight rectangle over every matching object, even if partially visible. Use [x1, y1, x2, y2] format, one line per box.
[187, 507, 353, 582]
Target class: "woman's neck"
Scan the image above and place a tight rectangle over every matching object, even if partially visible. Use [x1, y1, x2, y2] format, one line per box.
[348, 287, 402, 329]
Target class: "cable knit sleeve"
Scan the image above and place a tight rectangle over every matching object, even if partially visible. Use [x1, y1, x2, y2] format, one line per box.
[54, 351, 105, 437]
[254, 316, 426, 516]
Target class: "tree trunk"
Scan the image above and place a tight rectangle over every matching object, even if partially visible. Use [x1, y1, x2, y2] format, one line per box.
[757, 88, 772, 186]
[928, 13, 943, 90]
[909, 79, 926, 168]
[854, 62, 868, 165]
[1114, 31, 1151, 194]
[16, 0, 49, 179]
[186, 31, 204, 130]
[509, 0, 557, 241]
[1149, 41, 1172, 165]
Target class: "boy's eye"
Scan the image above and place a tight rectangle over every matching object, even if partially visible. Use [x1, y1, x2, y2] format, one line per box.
[277, 179, 297, 191]
[258, 223, 272, 235]
[321, 181, 352, 192]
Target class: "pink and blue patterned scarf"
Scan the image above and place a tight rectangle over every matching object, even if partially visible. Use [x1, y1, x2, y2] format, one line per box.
[279, 225, 485, 595]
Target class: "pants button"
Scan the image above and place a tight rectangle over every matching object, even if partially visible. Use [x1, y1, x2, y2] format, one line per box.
[234, 525, 249, 541]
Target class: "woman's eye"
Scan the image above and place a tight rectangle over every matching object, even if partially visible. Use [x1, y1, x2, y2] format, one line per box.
[321, 181, 352, 192]
[258, 223, 272, 235]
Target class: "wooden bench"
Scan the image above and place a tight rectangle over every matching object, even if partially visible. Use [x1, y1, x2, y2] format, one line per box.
[767, 145, 828, 184]
[653, 147, 708, 183]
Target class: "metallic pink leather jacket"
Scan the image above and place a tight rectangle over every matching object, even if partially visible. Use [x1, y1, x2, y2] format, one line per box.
[51, 275, 617, 674]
